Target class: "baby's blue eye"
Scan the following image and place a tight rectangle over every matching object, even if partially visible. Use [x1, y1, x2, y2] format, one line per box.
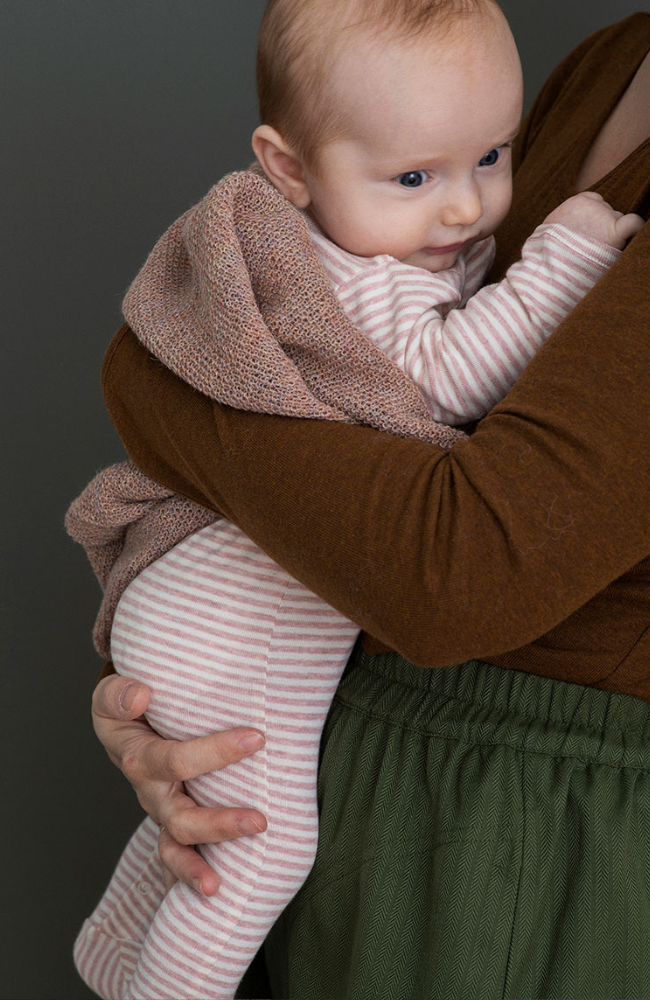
[479, 148, 501, 167]
[397, 170, 428, 188]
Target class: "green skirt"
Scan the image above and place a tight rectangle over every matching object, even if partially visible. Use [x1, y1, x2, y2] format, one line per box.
[238, 647, 650, 1000]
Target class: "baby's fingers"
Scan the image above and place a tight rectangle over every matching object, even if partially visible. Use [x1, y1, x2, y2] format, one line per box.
[615, 212, 645, 243]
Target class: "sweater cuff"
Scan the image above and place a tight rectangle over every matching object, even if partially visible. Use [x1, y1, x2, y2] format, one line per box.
[531, 222, 621, 269]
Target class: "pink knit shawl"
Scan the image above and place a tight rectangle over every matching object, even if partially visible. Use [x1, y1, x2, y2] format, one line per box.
[66, 168, 467, 659]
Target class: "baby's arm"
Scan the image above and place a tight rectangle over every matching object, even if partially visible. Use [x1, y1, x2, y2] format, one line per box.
[544, 191, 644, 249]
[353, 199, 642, 425]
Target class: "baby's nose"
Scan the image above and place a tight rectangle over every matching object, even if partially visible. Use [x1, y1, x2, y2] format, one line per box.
[440, 180, 482, 228]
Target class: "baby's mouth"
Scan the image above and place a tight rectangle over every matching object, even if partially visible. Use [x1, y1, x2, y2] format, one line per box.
[423, 241, 468, 255]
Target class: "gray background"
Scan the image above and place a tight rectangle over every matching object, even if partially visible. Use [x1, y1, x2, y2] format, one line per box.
[2, 2, 644, 997]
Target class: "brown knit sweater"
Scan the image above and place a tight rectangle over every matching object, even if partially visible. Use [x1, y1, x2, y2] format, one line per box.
[103, 14, 650, 699]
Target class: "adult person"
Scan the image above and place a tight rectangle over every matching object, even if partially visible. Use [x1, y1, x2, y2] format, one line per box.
[92, 12, 650, 999]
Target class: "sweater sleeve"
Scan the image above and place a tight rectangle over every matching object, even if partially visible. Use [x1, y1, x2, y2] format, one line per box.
[102, 219, 650, 668]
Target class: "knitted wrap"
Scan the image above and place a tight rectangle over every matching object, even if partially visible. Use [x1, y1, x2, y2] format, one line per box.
[66, 168, 467, 659]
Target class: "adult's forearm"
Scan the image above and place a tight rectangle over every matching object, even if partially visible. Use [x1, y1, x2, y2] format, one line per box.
[102, 231, 650, 667]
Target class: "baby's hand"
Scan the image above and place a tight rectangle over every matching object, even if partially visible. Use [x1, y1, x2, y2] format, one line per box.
[544, 192, 644, 250]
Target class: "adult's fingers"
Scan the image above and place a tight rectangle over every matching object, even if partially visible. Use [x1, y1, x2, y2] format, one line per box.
[162, 862, 177, 896]
[152, 796, 267, 895]
[158, 829, 220, 897]
[92, 676, 159, 771]
[155, 797, 268, 848]
[91, 672, 269, 896]
[93, 673, 151, 721]
[92, 674, 267, 783]
[131, 727, 267, 785]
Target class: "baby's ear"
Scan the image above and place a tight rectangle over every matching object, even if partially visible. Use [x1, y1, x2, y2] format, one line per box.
[251, 125, 312, 208]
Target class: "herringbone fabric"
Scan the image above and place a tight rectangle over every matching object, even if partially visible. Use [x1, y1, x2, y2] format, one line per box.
[245, 648, 650, 1000]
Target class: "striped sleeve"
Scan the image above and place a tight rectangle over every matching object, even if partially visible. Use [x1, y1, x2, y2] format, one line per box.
[311, 222, 619, 425]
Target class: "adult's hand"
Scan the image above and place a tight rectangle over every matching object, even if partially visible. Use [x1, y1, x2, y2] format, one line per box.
[92, 674, 267, 896]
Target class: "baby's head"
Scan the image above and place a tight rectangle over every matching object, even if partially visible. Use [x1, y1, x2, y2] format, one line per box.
[253, 0, 523, 272]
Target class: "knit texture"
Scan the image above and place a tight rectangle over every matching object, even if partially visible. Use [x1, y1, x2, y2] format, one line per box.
[67, 168, 465, 658]
[65, 466, 215, 659]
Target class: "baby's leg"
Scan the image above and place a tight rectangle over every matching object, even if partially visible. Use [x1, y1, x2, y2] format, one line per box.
[90, 521, 358, 1000]
[74, 817, 164, 1000]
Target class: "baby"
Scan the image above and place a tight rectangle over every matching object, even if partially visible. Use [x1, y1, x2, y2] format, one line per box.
[71, 1, 643, 998]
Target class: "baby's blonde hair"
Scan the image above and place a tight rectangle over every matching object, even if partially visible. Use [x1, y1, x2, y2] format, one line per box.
[257, 0, 500, 169]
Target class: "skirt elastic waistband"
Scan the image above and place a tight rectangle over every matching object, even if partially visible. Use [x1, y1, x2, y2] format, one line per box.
[338, 647, 650, 771]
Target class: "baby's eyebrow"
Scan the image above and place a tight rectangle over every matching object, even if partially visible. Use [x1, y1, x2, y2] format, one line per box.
[379, 150, 445, 172]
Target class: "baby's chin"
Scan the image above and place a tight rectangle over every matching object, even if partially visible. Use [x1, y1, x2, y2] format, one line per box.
[400, 248, 463, 273]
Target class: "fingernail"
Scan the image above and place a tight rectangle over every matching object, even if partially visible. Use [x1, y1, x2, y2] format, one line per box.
[119, 682, 139, 713]
[238, 732, 265, 753]
[237, 817, 264, 835]
[192, 878, 203, 895]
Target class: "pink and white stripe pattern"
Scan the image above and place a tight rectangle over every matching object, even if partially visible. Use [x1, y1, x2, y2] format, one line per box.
[74, 218, 617, 999]
[310, 220, 619, 424]
[75, 521, 360, 999]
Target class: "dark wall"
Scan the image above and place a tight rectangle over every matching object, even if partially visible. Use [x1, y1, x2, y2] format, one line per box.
[2, 2, 643, 997]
